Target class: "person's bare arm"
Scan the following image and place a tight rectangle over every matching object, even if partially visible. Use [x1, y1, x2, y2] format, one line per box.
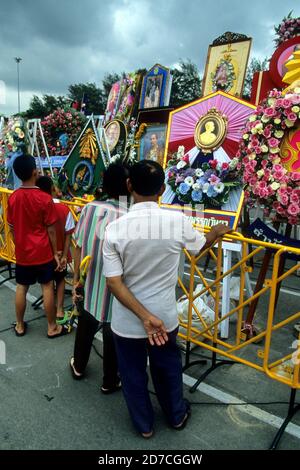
[61, 233, 72, 270]
[106, 275, 169, 346]
[47, 224, 61, 271]
[201, 223, 232, 253]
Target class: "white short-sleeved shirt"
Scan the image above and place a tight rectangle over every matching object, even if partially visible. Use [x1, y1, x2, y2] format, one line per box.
[102, 201, 206, 338]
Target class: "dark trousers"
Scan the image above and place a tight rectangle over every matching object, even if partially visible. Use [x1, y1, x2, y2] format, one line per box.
[113, 328, 188, 434]
[73, 309, 119, 388]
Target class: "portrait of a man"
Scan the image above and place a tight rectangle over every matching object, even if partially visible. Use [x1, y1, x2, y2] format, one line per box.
[198, 120, 219, 146]
[104, 121, 120, 152]
[139, 125, 166, 165]
[194, 109, 227, 154]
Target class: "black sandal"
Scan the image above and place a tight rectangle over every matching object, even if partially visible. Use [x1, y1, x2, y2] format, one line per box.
[100, 382, 121, 394]
[13, 321, 27, 337]
[47, 325, 69, 339]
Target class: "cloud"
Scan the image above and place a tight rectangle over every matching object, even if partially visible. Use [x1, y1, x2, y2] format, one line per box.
[0, 0, 299, 115]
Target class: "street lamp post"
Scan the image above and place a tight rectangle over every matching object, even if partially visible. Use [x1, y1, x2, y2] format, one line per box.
[14, 57, 22, 114]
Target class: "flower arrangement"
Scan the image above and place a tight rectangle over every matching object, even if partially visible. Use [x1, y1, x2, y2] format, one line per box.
[274, 11, 300, 46]
[166, 146, 240, 207]
[39, 107, 86, 156]
[237, 88, 300, 224]
[0, 116, 28, 158]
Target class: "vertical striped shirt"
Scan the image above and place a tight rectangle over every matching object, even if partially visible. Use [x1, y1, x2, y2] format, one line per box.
[74, 199, 128, 322]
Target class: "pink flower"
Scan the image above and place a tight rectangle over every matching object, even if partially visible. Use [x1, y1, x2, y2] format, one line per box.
[279, 194, 289, 206]
[287, 112, 297, 122]
[268, 137, 280, 148]
[287, 203, 300, 216]
[290, 190, 300, 203]
[290, 172, 300, 181]
[183, 156, 189, 163]
[209, 159, 218, 169]
[283, 99, 292, 109]
[288, 216, 299, 225]
[265, 107, 276, 117]
[222, 162, 229, 170]
[254, 146, 262, 154]
[263, 128, 272, 139]
[276, 98, 284, 107]
[209, 174, 220, 185]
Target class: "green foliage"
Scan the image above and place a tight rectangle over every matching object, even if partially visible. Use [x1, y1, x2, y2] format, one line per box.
[170, 59, 202, 108]
[68, 82, 105, 115]
[25, 94, 68, 119]
[242, 57, 269, 101]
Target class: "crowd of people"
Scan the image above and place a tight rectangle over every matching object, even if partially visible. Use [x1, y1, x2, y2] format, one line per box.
[6, 154, 230, 438]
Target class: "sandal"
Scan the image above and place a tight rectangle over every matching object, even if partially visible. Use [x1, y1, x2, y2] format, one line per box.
[56, 311, 71, 325]
[47, 325, 70, 339]
[141, 430, 154, 439]
[69, 357, 84, 380]
[100, 382, 121, 395]
[13, 321, 28, 337]
[172, 409, 191, 430]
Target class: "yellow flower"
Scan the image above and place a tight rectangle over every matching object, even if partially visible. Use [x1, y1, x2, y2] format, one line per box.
[270, 147, 280, 154]
[274, 118, 281, 125]
[261, 145, 269, 153]
[285, 119, 295, 128]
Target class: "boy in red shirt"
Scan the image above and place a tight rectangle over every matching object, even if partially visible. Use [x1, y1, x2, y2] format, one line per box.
[36, 176, 75, 322]
[7, 155, 69, 338]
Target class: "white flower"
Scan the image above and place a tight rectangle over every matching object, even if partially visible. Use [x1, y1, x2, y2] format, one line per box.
[292, 106, 300, 113]
[249, 115, 256, 122]
[229, 157, 239, 169]
[257, 169, 264, 178]
[243, 133, 249, 140]
[270, 147, 280, 154]
[202, 183, 210, 193]
[177, 146, 185, 158]
[261, 145, 269, 153]
[184, 176, 194, 186]
[177, 160, 187, 170]
[274, 118, 281, 125]
[274, 130, 284, 138]
[215, 182, 225, 194]
[192, 183, 201, 190]
[195, 168, 204, 177]
[251, 128, 258, 134]
[255, 123, 263, 130]
[271, 182, 280, 190]
[285, 119, 295, 128]
[261, 116, 270, 123]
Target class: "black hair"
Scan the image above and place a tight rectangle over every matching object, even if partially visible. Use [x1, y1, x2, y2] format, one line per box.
[129, 160, 165, 196]
[13, 155, 36, 182]
[102, 163, 130, 199]
[36, 175, 53, 195]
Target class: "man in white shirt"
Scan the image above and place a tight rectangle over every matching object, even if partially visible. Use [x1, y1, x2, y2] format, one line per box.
[103, 160, 230, 438]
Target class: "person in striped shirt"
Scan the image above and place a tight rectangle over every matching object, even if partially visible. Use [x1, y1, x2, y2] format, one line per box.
[70, 163, 130, 394]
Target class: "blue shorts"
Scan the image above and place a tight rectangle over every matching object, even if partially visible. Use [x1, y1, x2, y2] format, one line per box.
[16, 261, 55, 286]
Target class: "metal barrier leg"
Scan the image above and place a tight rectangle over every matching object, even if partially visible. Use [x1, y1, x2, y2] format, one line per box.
[32, 295, 43, 310]
[182, 340, 207, 373]
[270, 388, 300, 450]
[0, 261, 15, 285]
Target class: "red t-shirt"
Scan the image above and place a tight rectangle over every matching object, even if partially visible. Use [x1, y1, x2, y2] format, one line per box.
[53, 200, 75, 263]
[7, 187, 57, 266]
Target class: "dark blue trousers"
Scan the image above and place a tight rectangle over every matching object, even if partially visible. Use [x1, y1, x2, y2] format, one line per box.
[113, 328, 188, 434]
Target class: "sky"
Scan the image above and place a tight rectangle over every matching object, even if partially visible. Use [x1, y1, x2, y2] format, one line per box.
[0, 0, 299, 116]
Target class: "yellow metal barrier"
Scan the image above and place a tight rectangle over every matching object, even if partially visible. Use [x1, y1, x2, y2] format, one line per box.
[179, 230, 300, 390]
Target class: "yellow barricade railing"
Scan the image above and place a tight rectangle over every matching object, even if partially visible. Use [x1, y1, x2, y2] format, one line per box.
[179, 229, 300, 391]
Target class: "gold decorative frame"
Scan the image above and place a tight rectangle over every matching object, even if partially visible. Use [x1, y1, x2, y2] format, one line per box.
[194, 108, 228, 154]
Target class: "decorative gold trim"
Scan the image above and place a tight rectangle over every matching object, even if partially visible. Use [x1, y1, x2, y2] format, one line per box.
[194, 107, 228, 154]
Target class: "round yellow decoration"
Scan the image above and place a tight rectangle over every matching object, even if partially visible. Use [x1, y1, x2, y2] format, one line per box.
[194, 108, 228, 154]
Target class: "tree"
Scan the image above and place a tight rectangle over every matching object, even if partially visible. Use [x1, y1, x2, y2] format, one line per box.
[170, 60, 202, 108]
[68, 82, 105, 115]
[25, 94, 68, 119]
[243, 57, 269, 101]
[101, 73, 122, 99]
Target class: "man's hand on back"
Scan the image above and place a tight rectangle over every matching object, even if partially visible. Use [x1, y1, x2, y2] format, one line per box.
[143, 314, 169, 346]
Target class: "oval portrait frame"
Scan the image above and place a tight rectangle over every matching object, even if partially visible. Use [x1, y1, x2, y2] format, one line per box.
[72, 160, 94, 191]
[103, 120, 121, 153]
[194, 108, 228, 154]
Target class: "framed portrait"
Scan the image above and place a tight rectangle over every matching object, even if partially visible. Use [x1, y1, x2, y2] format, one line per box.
[104, 120, 120, 152]
[202, 34, 252, 98]
[194, 108, 228, 154]
[104, 81, 121, 124]
[160, 91, 256, 229]
[102, 119, 127, 160]
[140, 64, 172, 109]
[138, 124, 167, 166]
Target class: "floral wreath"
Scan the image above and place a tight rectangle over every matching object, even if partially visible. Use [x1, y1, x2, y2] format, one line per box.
[237, 88, 300, 224]
[166, 146, 240, 208]
[274, 12, 300, 46]
[211, 59, 236, 93]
